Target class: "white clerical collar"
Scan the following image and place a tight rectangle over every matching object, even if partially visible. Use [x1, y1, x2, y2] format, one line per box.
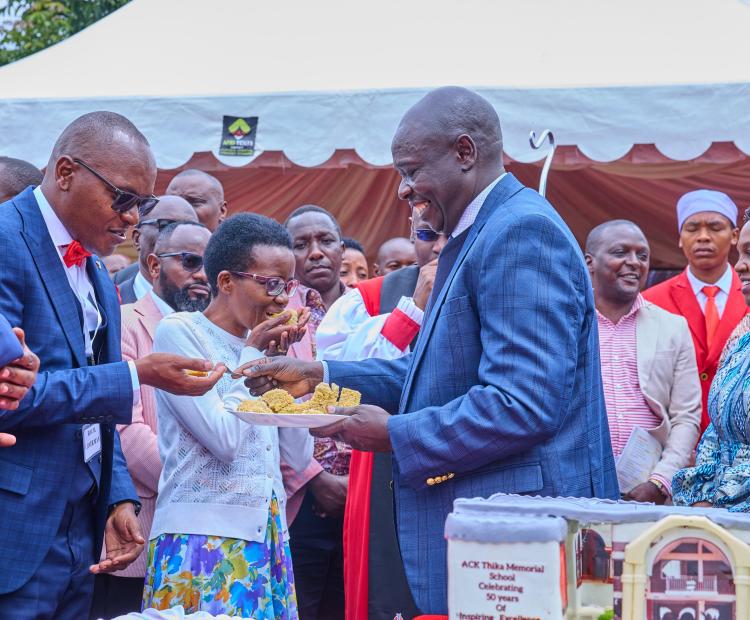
[451, 172, 506, 238]
[34, 186, 74, 253]
[686, 264, 733, 296]
[150, 290, 175, 317]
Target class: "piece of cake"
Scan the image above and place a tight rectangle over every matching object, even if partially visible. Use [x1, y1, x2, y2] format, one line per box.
[236, 399, 272, 413]
[337, 387, 361, 407]
[261, 388, 296, 413]
[270, 310, 298, 326]
[309, 383, 339, 410]
[185, 370, 209, 377]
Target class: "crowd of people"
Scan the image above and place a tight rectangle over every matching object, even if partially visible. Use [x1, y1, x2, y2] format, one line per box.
[0, 86, 748, 620]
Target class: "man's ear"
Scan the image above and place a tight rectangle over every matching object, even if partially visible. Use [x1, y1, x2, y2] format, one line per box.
[584, 253, 594, 275]
[132, 228, 141, 250]
[456, 134, 477, 172]
[146, 253, 160, 281]
[55, 156, 75, 191]
[373, 263, 381, 276]
[220, 200, 228, 220]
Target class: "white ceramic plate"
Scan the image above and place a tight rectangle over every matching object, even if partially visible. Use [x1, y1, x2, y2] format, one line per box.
[229, 409, 348, 428]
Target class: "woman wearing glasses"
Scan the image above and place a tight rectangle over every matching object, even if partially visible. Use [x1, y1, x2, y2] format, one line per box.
[143, 213, 311, 618]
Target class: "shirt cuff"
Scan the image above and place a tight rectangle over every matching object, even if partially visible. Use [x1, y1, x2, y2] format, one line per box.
[128, 360, 140, 406]
[380, 297, 424, 351]
[321, 360, 330, 384]
[649, 474, 673, 497]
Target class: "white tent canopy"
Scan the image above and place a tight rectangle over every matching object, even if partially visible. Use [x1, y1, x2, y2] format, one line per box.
[1, 0, 750, 168]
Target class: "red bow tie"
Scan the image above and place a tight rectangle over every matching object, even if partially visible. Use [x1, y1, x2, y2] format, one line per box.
[63, 240, 92, 268]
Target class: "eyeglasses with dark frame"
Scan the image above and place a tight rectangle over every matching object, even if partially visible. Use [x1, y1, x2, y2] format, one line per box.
[73, 158, 159, 218]
[414, 228, 440, 242]
[156, 252, 204, 273]
[136, 218, 178, 231]
[229, 271, 299, 297]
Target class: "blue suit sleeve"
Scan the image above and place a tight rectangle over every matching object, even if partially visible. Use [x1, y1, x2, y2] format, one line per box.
[388, 213, 586, 489]
[327, 355, 410, 414]
[108, 429, 140, 508]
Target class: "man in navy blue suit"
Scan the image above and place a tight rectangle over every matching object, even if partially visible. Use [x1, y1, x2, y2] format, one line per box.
[0, 112, 225, 619]
[244, 87, 619, 615]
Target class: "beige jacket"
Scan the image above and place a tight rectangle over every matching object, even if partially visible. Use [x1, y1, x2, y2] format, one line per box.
[636, 301, 702, 483]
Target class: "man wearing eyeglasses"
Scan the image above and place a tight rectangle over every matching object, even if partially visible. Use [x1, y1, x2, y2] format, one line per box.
[0, 111, 225, 619]
[91, 220, 212, 619]
[116, 195, 198, 304]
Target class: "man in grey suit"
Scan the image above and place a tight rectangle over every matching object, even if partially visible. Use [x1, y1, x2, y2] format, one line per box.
[115, 196, 197, 303]
[244, 87, 619, 615]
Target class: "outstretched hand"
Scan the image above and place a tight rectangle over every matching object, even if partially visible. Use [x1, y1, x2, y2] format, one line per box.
[234, 356, 324, 398]
[135, 353, 226, 396]
[310, 404, 392, 452]
[0, 328, 40, 410]
[90, 502, 145, 574]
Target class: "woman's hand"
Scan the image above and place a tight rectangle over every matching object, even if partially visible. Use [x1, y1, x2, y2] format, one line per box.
[252, 308, 311, 355]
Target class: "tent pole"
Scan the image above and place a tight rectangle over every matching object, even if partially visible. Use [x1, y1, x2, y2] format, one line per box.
[529, 130, 556, 197]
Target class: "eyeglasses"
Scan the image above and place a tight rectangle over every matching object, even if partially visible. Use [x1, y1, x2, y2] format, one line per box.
[156, 252, 204, 273]
[229, 271, 299, 297]
[137, 218, 178, 231]
[73, 158, 159, 218]
[414, 228, 440, 242]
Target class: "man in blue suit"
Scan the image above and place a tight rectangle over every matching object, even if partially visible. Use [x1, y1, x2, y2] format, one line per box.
[244, 87, 619, 615]
[0, 112, 225, 618]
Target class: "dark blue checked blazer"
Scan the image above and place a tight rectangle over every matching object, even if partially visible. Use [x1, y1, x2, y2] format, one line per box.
[328, 173, 619, 614]
[0, 187, 137, 594]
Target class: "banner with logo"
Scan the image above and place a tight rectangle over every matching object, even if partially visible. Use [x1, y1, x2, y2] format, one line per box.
[219, 116, 258, 156]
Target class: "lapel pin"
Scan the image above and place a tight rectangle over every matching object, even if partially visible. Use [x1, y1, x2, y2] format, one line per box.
[95, 260, 102, 270]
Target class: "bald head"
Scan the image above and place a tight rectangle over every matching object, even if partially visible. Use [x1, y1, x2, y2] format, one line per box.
[132, 195, 199, 277]
[166, 169, 227, 231]
[374, 237, 416, 276]
[0, 156, 42, 202]
[585, 220, 647, 256]
[391, 87, 505, 236]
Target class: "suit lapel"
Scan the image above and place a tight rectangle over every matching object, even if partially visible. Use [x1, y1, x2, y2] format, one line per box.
[398, 174, 525, 412]
[668, 270, 707, 360]
[635, 304, 658, 396]
[17, 189, 87, 367]
[134, 293, 163, 341]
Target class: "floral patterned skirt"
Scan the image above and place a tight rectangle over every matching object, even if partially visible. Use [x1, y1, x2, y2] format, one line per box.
[142, 495, 298, 619]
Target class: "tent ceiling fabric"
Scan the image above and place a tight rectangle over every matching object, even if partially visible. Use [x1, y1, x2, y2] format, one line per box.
[1, 0, 750, 167]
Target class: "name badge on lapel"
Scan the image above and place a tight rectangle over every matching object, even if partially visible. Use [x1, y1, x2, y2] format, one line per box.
[82, 423, 102, 462]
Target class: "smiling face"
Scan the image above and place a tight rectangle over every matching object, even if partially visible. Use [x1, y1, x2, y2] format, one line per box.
[286, 211, 344, 294]
[227, 245, 296, 331]
[735, 223, 750, 306]
[340, 247, 369, 288]
[52, 139, 157, 257]
[586, 223, 650, 306]
[149, 224, 212, 312]
[679, 211, 738, 274]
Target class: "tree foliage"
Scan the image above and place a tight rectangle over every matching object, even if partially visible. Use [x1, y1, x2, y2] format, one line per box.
[0, 0, 130, 66]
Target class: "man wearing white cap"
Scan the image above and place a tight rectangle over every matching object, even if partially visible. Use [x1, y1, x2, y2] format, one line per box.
[644, 189, 749, 432]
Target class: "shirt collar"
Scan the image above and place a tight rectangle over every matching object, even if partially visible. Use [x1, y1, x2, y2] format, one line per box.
[685, 264, 733, 296]
[596, 293, 644, 326]
[450, 172, 506, 238]
[149, 289, 174, 317]
[34, 186, 73, 254]
[133, 271, 153, 299]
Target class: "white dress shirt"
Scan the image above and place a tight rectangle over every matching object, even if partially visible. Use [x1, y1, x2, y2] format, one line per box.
[150, 290, 174, 317]
[34, 186, 140, 401]
[133, 271, 153, 301]
[685, 264, 732, 318]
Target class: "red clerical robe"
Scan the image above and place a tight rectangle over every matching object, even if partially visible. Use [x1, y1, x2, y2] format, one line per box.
[643, 267, 749, 431]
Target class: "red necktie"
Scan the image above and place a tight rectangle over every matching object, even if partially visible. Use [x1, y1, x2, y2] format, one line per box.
[703, 285, 720, 350]
[63, 240, 92, 268]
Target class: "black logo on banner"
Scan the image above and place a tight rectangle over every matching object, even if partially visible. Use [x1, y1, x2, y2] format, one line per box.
[219, 116, 258, 156]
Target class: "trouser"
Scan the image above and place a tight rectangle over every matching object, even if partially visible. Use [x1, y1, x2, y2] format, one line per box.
[289, 490, 345, 620]
[90, 574, 145, 619]
[0, 499, 96, 620]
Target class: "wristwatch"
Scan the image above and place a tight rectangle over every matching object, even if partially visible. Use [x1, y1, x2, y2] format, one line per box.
[109, 499, 142, 517]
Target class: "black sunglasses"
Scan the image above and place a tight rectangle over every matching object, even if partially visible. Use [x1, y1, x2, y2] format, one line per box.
[73, 158, 159, 218]
[137, 218, 178, 231]
[229, 271, 299, 297]
[156, 252, 204, 273]
[415, 228, 440, 242]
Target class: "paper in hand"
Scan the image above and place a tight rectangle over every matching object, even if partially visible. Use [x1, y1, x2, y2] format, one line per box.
[616, 426, 663, 495]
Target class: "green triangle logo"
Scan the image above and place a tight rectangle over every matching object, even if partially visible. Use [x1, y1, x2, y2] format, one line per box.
[228, 118, 251, 137]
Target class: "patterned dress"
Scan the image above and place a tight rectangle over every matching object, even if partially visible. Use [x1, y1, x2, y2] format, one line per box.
[672, 331, 750, 512]
[143, 495, 296, 618]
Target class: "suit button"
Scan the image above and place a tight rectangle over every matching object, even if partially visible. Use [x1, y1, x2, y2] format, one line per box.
[426, 478, 436, 486]
[441, 475, 448, 482]
[700, 372, 709, 381]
